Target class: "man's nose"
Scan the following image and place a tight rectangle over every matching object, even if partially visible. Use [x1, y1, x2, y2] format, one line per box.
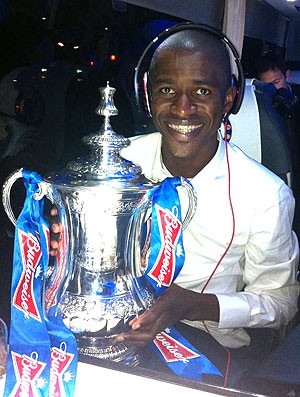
[171, 94, 196, 116]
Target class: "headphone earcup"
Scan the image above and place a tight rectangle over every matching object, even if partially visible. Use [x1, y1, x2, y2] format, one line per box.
[231, 74, 242, 115]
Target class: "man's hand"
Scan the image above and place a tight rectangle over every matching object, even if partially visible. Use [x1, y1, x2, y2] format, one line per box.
[114, 284, 219, 347]
[49, 207, 63, 256]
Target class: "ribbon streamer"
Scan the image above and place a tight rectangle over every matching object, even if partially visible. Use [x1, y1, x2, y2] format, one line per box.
[3, 169, 77, 397]
[144, 177, 185, 295]
[151, 327, 222, 381]
[141, 177, 223, 381]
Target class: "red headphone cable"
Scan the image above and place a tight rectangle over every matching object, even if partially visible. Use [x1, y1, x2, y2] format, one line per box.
[200, 121, 235, 387]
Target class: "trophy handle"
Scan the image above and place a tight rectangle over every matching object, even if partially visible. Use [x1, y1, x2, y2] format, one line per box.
[2, 168, 51, 226]
[125, 178, 197, 281]
[180, 177, 197, 230]
[2, 168, 24, 226]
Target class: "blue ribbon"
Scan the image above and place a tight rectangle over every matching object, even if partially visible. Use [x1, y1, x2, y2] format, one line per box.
[144, 177, 185, 295]
[150, 327, 222, 380]
[140, 177, 223, 381]
[45, 205, 78, 397]
[3, 169, 77, 396]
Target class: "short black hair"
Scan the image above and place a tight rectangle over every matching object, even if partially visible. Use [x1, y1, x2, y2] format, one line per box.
[149, 29, 232, 89]
[255, 53, 288, 78]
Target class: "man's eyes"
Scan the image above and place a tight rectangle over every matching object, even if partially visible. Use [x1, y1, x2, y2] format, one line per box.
[160, 87, 175, 94]
[195, 88, 210, 95]
[159, 87, 210, 95]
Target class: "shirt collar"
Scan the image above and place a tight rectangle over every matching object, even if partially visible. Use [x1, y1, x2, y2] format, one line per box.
[191, 131, 227, 184]
[149, 130, 226, 183]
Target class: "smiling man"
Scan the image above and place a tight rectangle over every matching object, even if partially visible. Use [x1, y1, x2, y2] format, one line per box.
[148, 31, 233, 179]
[117, 26, 299, 390]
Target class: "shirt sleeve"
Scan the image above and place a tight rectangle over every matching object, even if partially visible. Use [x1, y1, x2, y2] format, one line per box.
[216, 183, 300, 329]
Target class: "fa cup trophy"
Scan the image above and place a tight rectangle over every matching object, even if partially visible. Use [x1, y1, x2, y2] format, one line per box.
[3, 83, 197, 366]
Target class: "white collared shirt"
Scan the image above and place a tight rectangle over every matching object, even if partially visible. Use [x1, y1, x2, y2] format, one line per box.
[121, 132, 299, 348]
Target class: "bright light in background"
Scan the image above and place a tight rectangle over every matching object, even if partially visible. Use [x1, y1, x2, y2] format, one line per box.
[57, 42, 64, 47]
[40, 68, 47, 79]
[73, 45, 79, 49]
[109, 54, 116, 61]
[76, 69, 83, 82]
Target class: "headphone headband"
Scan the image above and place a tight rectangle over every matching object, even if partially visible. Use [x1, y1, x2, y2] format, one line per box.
[134, 22, 245, 116]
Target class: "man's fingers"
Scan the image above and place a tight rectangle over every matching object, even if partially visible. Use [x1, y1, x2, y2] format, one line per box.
[51, 223, 62, 234]
[50, 240, 59, 249]
[114, 329, 155, 347]
[50, 207, 58, 217]
[49, 206, 62, 257]
[49, 249, 58, 257]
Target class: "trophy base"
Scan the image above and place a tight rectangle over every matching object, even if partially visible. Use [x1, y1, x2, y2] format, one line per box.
[77, 337, 139, 366]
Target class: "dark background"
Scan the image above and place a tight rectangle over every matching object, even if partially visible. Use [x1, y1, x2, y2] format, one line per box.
[0, 0, 298, 85]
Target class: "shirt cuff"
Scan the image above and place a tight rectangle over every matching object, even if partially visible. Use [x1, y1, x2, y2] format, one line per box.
[216, 293, 251, 328]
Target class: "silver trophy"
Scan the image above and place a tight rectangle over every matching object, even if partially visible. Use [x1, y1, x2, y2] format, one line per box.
[2, 83, 197, 365]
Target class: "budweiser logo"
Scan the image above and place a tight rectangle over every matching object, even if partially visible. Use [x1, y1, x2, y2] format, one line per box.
[13, 230, 43, 321]
[49, 342, 75, 397]
[148, 204, 182, 287]
[11, 351, 47, 396]
[154, 330, 200, 363]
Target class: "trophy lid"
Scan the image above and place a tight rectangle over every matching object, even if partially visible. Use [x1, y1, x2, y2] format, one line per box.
[47, 82, 145, 187]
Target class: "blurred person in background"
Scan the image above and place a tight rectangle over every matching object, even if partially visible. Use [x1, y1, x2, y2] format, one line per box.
[255, 53, 300, 241]
[255, 53, 300, 176]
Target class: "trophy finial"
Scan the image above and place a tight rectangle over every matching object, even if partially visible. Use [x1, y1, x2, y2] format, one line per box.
[95, 81, 118, 118]
[66, 82, 142, 180]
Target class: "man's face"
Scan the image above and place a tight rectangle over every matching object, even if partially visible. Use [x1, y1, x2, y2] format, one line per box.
[259, 68, 288, 90]
[149, 49, 234, 170]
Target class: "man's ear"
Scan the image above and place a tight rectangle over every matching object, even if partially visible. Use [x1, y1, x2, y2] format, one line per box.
[285, 68, 291, 83]
[223, 85, 236, 114]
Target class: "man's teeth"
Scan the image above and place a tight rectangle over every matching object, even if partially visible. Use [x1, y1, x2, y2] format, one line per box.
[168, 124, 202, 134]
